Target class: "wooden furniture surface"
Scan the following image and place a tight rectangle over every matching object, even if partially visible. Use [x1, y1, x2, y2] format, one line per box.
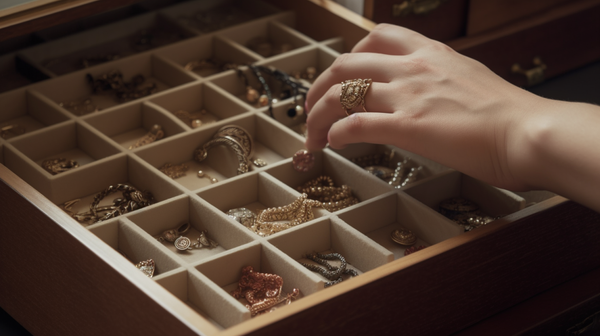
[1, 1, 600, 335]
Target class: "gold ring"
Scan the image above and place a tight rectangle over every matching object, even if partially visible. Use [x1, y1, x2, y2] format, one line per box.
[340, 78, 372, 116]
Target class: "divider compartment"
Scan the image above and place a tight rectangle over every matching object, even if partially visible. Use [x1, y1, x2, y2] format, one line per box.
[0, 89, 70, 140]
[135, 113, 304, 190]
[219, 16, 311, 60]
[337, 192, 463, 259]
[19, 12, 195, 77]
[404, 170, 526, 227]
[31, 53, 196, 114]
[268, 216, 393, 289]
[265, 149, 391, 211]
[197, 172, 324, 236]
[89, 218, 184, 277]
[333, 143, 451, 190]
[83, 101, 186, 150]
[127, 195, 256, 264]
[148, 81, 249, 129]
[153, 34, 259, 78]
[194, 241, 314, 327]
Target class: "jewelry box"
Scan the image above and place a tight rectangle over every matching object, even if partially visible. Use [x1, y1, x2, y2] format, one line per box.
[1, 1, 600, 335]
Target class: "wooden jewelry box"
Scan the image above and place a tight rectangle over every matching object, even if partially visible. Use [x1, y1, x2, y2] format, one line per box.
[1, 1, 600, 335]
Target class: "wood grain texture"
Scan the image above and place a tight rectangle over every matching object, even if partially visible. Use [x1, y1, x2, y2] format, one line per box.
[0, 166, 199, 336]
[366, 0, 469, 42]
[241, 201, 600, 336]
[454, 266, 600, 335]
[467, 0, 572, 35]
[450, 0, 600, 87]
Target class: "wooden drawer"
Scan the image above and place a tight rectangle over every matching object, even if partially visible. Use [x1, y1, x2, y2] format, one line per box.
[363, 0, 469, 42]
[1, 1, 600, 336]
[449, 0, 600, 87]
[467, 0, 574, 35]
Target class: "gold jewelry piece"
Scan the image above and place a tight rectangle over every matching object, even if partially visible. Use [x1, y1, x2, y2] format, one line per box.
[129, 124, 164, 149]
[391, 228, 417, 246]
[340, 78, 372, 115]
[87, 70, 157, 102]
[174, 109, 206, 129]
[232, 266, 300, 316]
[194, 125, 253, 175]
[174, 230, 218, 251]
[159, 162, 188, 179]
[246, 36, 293, 58]
[290, 66, 318, 82]
[184, 59, 218, 72]
[0, 124, 26, 139]
[41, 158, 79, 175]
[251, 193, 322, 237]
[197, 170, 218, 183]
[252, 158, 267, 167]
[157, 222, 191, 242]
[58, 97, 99, 116]
[61, 184, 154, 225]
[297, 176, 358, 211]
[135, 259, 155, 278]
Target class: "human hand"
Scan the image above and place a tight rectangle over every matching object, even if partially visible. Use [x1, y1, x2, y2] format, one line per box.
[304, 23, 548, 191]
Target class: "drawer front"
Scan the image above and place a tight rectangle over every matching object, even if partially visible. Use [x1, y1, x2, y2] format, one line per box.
[457, 2, 600, 88]
[364, 0, 468, 42]
[467, 0, 573, 35]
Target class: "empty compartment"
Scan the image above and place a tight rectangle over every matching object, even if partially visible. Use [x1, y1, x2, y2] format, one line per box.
[0, 53, 34, 94]
[20, 12, 194, 77]
[136, 113, 303, 190]
[84, 101, 185, 150]
[149, 81, 249, 129]
[220, 15, 311, 59]
[404, 170, 526, 231]
[194, 241, 313, 327]
[127, 195, 255, 264]
[161, 0, 280, 35]
[197, 172, 324, 237]
[89, 219, 184, 277]
[154, 269, 225, 332]
[31, 53, 196, 115]
[268, 216, 393, 289]
[334, 143, 451, 190]
[0, 89, 70, 140]
[265, 150, 391, 212]
[337, 192, 463, 259]
[259, 45, 337, 85]
[154, 34, 258, 78]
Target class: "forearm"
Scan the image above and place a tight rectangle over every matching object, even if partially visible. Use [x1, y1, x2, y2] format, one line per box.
[514, 99, 600, 212]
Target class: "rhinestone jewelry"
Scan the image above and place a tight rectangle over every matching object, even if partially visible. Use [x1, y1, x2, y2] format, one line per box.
[292, 150, 315, 172]
[226, 207, 257, 228]
[135, 259, 155, 278]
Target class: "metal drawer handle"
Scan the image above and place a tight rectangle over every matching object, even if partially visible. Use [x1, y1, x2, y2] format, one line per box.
[393, 0, 448, 17]
[511, 57, 547, 87]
